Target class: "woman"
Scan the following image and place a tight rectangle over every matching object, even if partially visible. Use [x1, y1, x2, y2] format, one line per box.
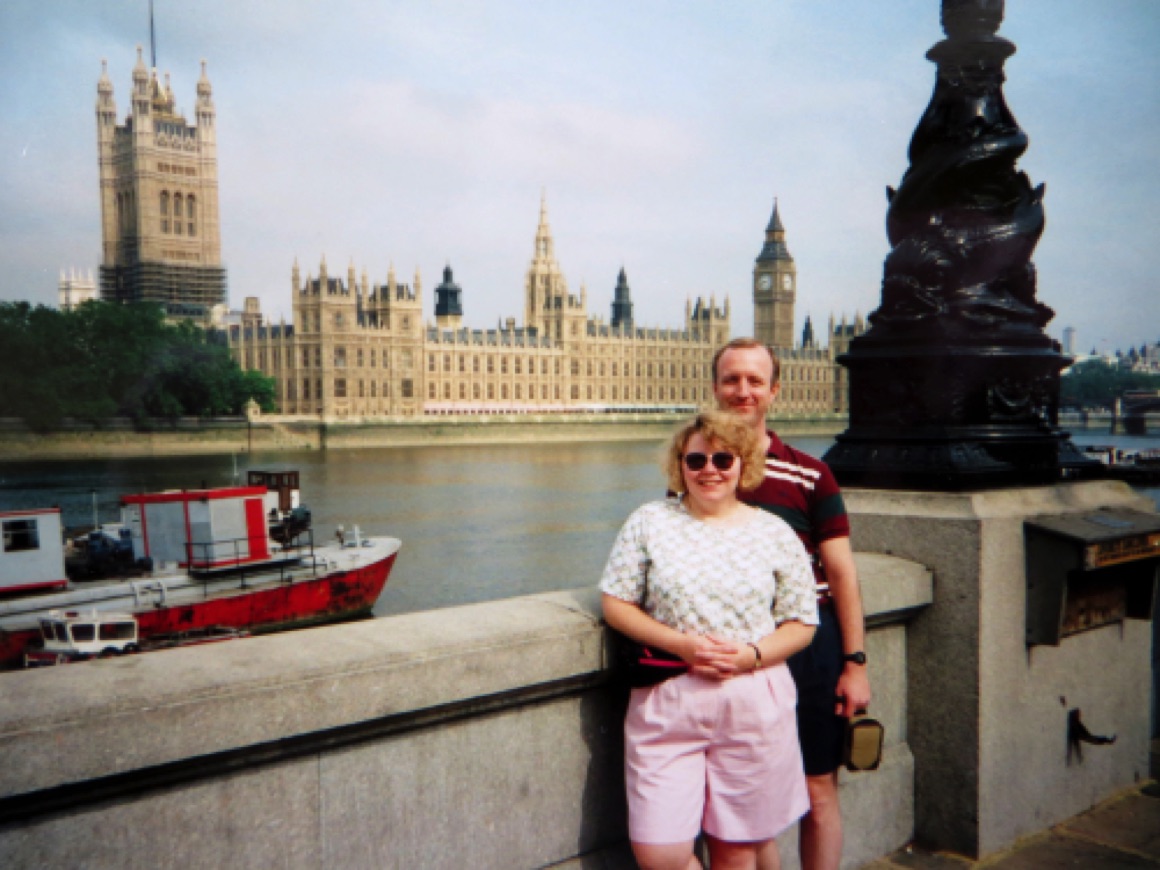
[601, 411, 819, 870]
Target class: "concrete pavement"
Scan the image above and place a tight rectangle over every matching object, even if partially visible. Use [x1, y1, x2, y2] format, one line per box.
[865, 781, 1160, 870]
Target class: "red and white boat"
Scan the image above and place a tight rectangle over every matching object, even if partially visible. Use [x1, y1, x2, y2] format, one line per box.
[0, 473, 401, 670]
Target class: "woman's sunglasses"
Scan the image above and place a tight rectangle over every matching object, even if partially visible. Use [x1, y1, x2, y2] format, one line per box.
[683, 452, 737, 472]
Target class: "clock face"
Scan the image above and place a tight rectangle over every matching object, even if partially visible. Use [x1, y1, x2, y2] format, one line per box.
[758, 274, 772, 290]
[782, 274, 793, 290]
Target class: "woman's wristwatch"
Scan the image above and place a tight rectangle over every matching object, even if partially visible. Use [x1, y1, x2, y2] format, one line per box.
[748, 642, 762, 671]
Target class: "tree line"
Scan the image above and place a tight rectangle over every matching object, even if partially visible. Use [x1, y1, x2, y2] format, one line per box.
[0, 301, 276, 430]
[1060, 359, 1160, 410]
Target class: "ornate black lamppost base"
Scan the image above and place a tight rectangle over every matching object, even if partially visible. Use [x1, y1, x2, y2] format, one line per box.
[826, 339, 1101, 490]
[827, 429, 1096, 491]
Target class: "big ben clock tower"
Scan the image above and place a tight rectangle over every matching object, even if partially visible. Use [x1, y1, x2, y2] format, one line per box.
[753, 198, 796, 349]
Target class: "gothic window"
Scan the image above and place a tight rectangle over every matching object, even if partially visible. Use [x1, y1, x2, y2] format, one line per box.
[554, 360, 560, 375]
[488, 384, 495, 399]
[647, 363, 654, 377]
[316, 379, 322, 401]
[671, 364, 676, 378]
[429, 383, 436, 398]
[612, 386, 618, 400]
[636, 363, 642, 377]
[612, 362, 618, 377]
[599, 362, 605, 376]
[473, 356, 480, 373]
[487, 357, 495, 374]
[428, 354, 435, 372]
[335, 379, 347, 398]
[473, 384, 481, 399]
[359, 380, 365, 398]
[554, 385, 560, 400]
[541, 359, 547, 375]
[384, 381, 391, 397]
[502, 385, 509, 400]
[371, 381, 377, 398]
[443, 383, 451, 399]
[187, 196, 196, 236]
[636, 386, 642, 400]
[160, 192, 170, 233]
[459, 383, 466, 399]
[459, 355, 465, 372]
[335, 347, 346, 368]
[370, 349, 376, 367]
[515, 385, 522, 400]
[303, 349, 310, 367]
[314, 348, 322, 367]
[600, 386, 606, 400]
[571, 386, 579, 400]
[357, 349, 364, 367]
[514, 358, 521, 375]
[571, 361, 579, 376]
[647, 386, 653, 400]
[173, 194, 183, 235]
[541, 385, 548, 400]
[587, 362, 593, 376]
[401, 379, 414, 398]
[501, 357, 508, 374]
[402, 316, 410, 330]
[443, 353, 451, 372]
[303, 380, 311, 400]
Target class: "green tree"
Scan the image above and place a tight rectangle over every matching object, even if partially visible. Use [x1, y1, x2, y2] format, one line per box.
[0, 301, 278, 428]
[1061, 360, 1160, 410]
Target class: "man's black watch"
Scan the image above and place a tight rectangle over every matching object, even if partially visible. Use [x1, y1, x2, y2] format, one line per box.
[843, 651, 867, 665]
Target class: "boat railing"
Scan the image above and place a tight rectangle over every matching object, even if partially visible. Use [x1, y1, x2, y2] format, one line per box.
[184, 529, 320, 592]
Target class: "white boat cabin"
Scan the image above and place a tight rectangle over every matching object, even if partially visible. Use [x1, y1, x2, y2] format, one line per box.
[120, 486, 275, 569]
[0, 508, 68, 595]
[38, 609, 138, 656]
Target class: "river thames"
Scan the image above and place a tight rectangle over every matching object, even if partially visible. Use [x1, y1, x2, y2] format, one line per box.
[1, 431, 1156, 618]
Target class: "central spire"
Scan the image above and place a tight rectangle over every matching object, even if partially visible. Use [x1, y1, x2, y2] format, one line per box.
[533, 188, 555, 263]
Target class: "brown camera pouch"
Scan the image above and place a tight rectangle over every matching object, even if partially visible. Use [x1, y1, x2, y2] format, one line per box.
[843, 715, 884, 772]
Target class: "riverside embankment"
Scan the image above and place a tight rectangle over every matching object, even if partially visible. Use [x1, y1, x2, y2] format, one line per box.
[0, 413, 847, 461]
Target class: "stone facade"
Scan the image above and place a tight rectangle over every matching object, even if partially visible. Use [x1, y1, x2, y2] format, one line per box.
[229, 198, 730, 419]
[58, 268, 98, 311]
[228, 197, 859, 420]
[96, 49, 227, 319]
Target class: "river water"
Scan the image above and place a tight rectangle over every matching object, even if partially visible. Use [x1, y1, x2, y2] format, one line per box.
[1, 431, 1156, 618]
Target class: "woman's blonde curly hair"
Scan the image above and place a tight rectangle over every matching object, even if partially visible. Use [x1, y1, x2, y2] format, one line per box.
[664, 410, 765, 495]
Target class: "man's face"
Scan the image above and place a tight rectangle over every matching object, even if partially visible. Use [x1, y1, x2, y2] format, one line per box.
[712, 346, 779, 428]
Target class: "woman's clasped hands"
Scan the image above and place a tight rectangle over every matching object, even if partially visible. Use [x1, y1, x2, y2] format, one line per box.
[682, 632, 756, 680]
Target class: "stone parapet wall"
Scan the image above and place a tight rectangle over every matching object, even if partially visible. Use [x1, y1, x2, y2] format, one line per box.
[0, 554, 930, 870]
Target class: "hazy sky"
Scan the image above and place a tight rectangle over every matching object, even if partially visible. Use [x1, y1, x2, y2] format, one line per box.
[1, 1, 1157, 353]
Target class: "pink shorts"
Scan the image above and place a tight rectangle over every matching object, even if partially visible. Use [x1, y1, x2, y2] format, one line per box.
[624, 664, 809, 845]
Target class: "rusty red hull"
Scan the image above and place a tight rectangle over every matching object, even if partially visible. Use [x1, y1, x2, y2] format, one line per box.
[0, 550, 396, 670]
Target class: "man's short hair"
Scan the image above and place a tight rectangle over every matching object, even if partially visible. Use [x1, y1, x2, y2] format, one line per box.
[711, 338, 781, 384]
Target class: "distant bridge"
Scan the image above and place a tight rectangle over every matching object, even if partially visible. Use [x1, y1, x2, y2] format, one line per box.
[1115, 390, 1160, 434]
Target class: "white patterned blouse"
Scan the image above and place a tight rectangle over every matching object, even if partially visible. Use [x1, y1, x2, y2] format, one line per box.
[600, 498, 819, 644]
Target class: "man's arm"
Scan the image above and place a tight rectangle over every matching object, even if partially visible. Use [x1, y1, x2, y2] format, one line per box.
[818, 535, 871, 717]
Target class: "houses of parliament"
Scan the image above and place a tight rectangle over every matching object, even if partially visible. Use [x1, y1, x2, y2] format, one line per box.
[88, 52, 863, 420]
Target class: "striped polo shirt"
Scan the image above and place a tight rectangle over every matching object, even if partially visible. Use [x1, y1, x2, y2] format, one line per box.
[740, 430, 850, 601]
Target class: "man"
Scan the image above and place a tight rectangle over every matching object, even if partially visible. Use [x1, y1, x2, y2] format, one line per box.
[712, 337, 871, 870]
